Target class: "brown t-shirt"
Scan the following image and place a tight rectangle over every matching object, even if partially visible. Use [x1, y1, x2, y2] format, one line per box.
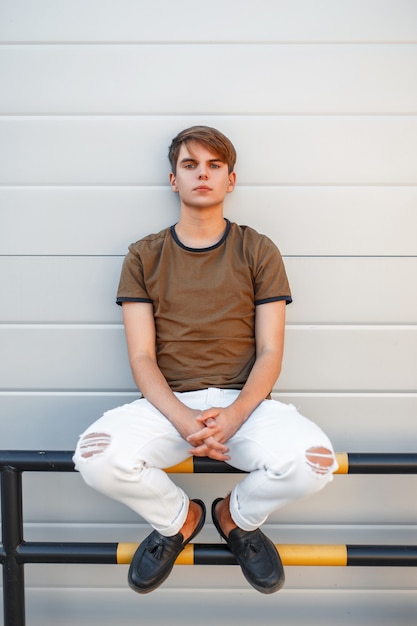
[117, 220, 292, 392]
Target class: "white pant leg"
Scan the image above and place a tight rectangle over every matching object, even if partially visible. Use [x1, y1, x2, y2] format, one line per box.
[73, 397, 194, 536]
[226, 399, 338, 531]
[73, 389, 337, 535]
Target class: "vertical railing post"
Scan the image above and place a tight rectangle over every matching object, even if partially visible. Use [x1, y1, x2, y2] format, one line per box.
[1, 465, 26, 626]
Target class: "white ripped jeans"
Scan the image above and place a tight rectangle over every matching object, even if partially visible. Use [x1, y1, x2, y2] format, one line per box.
[73, 388, 338, 536]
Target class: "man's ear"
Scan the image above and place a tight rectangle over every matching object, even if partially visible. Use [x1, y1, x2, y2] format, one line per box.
[227, 171, 237, 193]
[169, 172, 179, 192]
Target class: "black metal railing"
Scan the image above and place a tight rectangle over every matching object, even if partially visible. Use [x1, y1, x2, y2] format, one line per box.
[1, 450, 417, 626]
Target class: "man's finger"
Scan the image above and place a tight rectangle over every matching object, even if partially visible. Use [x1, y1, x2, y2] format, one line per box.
[187, 425, 216, 444]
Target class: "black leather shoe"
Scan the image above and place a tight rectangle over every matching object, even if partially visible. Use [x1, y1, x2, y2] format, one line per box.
[212, 497, 285, 594]
[128, 499, 206, 594]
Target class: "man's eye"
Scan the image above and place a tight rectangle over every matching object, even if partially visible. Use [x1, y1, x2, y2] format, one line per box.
[184, 163, 195, 169]
[210, 163, 220, 168]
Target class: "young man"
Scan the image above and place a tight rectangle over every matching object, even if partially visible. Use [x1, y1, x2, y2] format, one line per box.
[74, 126, 337, 594]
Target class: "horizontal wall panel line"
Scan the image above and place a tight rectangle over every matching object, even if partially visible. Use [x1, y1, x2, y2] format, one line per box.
[285, 255, 417, 258]
[0, 323, 125, 329]
[2, 39, 417, 44]
[3, 113, 417, 117]
[2, 323, 416, 330]
[1, 183, 417, 191]
[2, 184, 417, 189]
[3, 388, 413, 395]
[1, 183, 417, 189]
[1, 389, 137, 394]
[276, 392, 417, 399]
[1, 183, 417, 188]
[23, 522, 417, 532]
[2, 254, 416, 259]
[16, 588, 417, 597]
[2, 114, 417, 119]
[0, 382, 415, 392]
[279, 388, 410, 395]
[1, 391, 416, 399]
[1, 391, 415, 398]
[0, 254, 125, 258]
[2, 42, 417, 46]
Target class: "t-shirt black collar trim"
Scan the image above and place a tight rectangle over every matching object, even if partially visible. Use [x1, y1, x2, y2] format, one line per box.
[170, 219, 231, 252]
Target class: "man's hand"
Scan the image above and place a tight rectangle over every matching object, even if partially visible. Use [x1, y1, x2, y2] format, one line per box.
[168, 407, 229, 462]
[186, 406, 244, 461]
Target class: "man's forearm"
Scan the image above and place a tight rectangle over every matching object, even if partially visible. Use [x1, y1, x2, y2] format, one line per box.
[129, 354, 197, 436]
[231, 349, 282, 422]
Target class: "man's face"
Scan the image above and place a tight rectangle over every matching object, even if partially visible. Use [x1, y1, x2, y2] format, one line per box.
[169, 141, 236, 210]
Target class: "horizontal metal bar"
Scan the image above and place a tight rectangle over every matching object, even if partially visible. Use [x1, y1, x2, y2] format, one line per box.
[346, 453, 417, 474]
[1, 451, 417, 473]
[17, 542, 118, 564]
[6, 541, 417, 567]
[0, 450, 75, 472]
[346, 545, 417, 567]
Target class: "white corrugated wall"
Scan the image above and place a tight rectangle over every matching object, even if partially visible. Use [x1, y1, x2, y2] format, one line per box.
[1, 1, 416, 624]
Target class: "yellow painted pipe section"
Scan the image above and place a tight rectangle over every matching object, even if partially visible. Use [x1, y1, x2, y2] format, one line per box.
[334, 452, 349, 474]
[116, 542, 194, 566]
[277, 544, 347, 566]
[164, 457, 194, 474]
[117, 543, 347, 566]
[175, 544, 194, 565]
[117, 542, 139, 565]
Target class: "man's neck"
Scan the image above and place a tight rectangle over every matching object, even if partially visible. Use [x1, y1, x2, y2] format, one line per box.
[175, 209, 227, 249]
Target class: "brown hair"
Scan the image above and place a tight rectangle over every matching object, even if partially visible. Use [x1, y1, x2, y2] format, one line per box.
[168, 126, 236, 174]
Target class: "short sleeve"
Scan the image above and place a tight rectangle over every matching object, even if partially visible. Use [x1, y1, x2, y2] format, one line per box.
[116, 246, 152, 306]
[253, 236, 292, 306]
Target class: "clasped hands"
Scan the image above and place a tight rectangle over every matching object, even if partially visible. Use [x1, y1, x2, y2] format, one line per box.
[186, 406, 242, 462]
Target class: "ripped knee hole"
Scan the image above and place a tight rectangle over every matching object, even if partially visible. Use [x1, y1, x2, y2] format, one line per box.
[78, 432, 111, 459]
[306, 446, 335, 475]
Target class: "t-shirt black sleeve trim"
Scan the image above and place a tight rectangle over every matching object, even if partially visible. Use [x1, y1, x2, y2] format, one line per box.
[116, 297, 153, 307]
[255, 295, 292, 306]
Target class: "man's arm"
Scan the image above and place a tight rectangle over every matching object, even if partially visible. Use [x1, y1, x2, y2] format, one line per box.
[229, 298, 286, 418]
[187, 299, 286, 454]
[122, 301, 230, 459]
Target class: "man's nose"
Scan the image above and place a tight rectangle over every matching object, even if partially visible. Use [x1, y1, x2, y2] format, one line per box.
[198, 165, 209, 179]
